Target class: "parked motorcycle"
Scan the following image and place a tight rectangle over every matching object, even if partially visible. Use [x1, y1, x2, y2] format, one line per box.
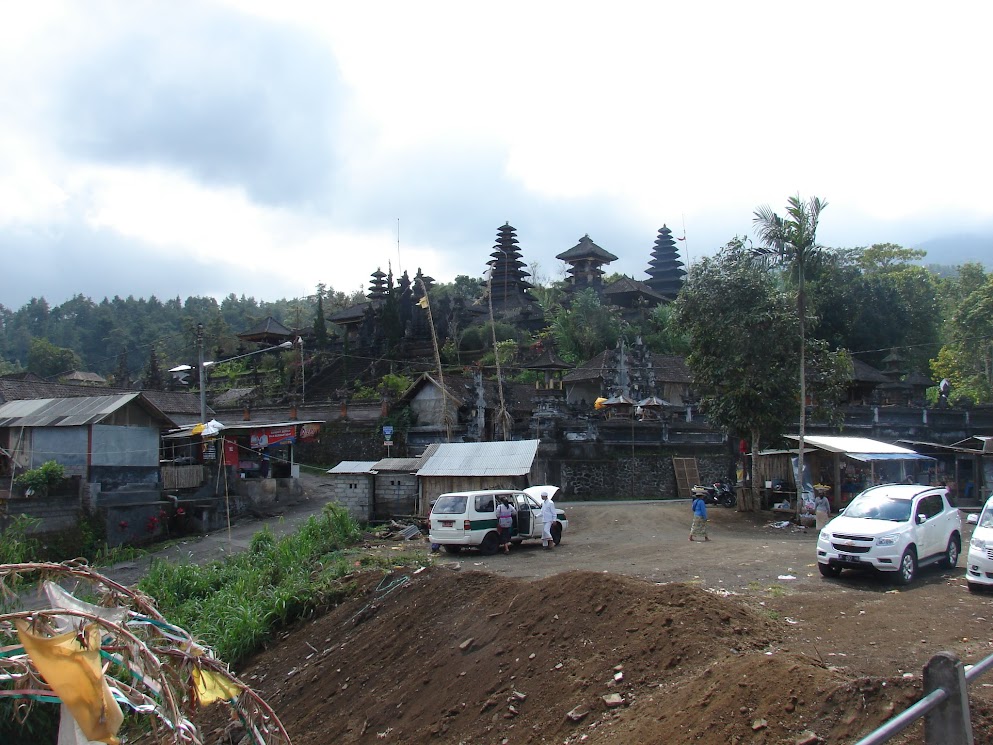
[691, 479, 737, 508]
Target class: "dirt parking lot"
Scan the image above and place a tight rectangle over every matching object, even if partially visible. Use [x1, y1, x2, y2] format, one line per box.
[203, 498, 993, 744]
[428, 500, 993, 684]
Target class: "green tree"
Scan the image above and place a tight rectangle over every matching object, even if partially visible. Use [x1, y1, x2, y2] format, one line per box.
[674, 240, 800, 510]
[143, 346, 165, 390]
[931, 275, 993, 403]
[313, 283, 329, 349]
[27, 337, 82, 378]
[753, 195, 829, 507]
[550, 289, 621, 362]
[641, 304, 691, 356]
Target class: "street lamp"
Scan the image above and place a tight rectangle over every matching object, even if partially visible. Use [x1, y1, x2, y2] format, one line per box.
[193, 332, 294, 424]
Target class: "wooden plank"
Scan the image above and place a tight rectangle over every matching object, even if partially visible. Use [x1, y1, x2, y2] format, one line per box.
[672, 457, 699, 499]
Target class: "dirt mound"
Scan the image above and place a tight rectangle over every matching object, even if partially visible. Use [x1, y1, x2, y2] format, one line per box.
[202, 567, 928, 744]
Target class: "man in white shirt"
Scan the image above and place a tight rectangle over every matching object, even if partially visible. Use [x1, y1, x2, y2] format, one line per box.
[540, 491, 557, 549]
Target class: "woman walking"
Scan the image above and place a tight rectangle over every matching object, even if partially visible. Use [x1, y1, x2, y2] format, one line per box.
[690, 493, 709, 542]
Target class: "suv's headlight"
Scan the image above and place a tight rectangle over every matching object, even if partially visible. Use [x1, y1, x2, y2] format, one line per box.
[876, 534, 900, 547]
[819, 531, 831, 541]
[972, 537, 986, 550]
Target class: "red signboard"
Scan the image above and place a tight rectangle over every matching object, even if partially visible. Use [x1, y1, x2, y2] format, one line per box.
[250, 426, 296, 449]
[298, 422, 320, 442]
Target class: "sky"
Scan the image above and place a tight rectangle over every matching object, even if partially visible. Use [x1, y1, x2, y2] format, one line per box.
[2, 1, 992, 310]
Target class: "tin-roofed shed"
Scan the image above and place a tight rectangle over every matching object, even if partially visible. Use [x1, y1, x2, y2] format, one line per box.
[370, 445, 439, 518]
[0, 393, 177, 545]
[416, 440, 540, 515]
[326, 461, 377, 521]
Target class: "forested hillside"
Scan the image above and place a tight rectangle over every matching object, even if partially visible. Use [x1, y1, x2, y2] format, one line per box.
[1, 242, 992, 407]
[0, 290, 345, 381]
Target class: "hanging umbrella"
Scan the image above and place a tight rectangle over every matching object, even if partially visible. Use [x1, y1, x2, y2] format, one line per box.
[593, 397, 609, 410]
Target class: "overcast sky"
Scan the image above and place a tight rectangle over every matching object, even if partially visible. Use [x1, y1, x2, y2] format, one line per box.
[2, 1, 991, 310]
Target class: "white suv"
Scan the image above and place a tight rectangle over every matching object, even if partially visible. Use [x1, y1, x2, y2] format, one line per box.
[428, 486, 568, 555]
[965, 493, 993, 592]
[816, 484, 961, 585]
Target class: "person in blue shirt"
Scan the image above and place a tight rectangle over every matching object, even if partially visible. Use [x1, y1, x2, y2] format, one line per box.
[690, 494, 709, 542]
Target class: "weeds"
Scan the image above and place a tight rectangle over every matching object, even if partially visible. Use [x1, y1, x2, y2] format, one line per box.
[138, 503, 374, 665]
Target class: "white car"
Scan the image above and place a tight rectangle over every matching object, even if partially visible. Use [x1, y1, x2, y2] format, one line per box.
[428, 486, 568, 555]
[816, 484, 961, 585]
[965, 494, 993, 592]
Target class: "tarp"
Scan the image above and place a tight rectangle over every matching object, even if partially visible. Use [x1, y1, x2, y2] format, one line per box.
[847, 452, 935, 462]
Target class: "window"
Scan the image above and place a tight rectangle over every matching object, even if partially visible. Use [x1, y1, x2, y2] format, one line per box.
[433, 495, 468, 515]
[475, 494, 495, 513]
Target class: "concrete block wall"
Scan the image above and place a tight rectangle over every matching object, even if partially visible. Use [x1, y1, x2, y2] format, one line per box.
[374, 473, 417, 518]
[329, 474, 373, 523]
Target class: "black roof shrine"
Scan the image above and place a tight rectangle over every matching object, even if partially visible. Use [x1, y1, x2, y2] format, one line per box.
[644, 225, 686, 300]
[483, 223, 534, 310]
[556, 235, 619, 292]
[412, 268, 435, 299]
[237, 316, 295, 345]
[368, 269, 389, 300]
[602, 276, 665, 308]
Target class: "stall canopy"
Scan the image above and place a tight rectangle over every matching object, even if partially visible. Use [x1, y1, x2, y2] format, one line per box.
[785, 435, 934, 462]
[783, 435, 934, 505]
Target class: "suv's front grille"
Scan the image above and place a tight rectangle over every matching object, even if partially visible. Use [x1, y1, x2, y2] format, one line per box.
[832, 533, 875, 542]
[831, 543, 872, 553]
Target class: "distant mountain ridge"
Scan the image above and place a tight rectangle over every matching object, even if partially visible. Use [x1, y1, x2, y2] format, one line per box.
[917, 232, 993, 268]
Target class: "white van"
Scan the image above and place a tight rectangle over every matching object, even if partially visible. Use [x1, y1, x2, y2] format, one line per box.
[965, 494, 993, 592]
[428, 486, 568, 555]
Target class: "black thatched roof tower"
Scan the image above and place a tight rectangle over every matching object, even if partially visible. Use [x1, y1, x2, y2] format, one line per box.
[368, 268, 389, 300]
[556, 234, 618, 294]
[644, 225, 686, 300]
[484, 223, 533, 310]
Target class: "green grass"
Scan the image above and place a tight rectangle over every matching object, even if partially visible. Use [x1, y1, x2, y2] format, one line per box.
[138, 502, 417, 665]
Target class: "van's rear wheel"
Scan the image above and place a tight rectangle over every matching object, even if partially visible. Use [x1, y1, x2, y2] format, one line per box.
[479, 532, 500, 555]
[443, 545, 462, 555]
[551, 523, 563, 546]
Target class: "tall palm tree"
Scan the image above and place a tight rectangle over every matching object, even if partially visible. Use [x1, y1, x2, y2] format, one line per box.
[752, 195, 828, 514]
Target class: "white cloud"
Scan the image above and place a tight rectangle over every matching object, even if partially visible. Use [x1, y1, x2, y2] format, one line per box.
[1, 0, 992, 310]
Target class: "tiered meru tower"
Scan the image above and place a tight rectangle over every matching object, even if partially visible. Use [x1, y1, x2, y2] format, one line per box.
[644, 225, 686, 300]
[485, 223, 533, 311]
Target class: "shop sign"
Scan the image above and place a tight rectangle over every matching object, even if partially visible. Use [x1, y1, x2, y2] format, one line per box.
[250, 425, 296, 449]
[299, 422, 321, 442]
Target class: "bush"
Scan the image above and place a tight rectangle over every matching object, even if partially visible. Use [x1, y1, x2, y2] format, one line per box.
[0, 515, 41, 564]
[13, 461, 65, 496]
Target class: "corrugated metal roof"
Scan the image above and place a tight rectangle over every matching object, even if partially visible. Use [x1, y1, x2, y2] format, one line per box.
[328, 461, 378, 474]
[417, 440, 539, 477]
[372, 458, 422, 472]
[0, 393, 147, 427]
[784, 435, 918, 455]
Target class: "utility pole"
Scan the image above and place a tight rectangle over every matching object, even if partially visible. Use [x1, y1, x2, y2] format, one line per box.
[197, 323, 206, 424]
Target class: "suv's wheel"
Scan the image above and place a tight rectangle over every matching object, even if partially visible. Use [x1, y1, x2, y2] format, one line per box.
[818, 562, 842, 578]
[551, 523, 563, 546]
[943, 534, 961, 569]
[443, 545, 462, 555]
[896, 547, 917, 585]
[479, 532, 500, 555]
